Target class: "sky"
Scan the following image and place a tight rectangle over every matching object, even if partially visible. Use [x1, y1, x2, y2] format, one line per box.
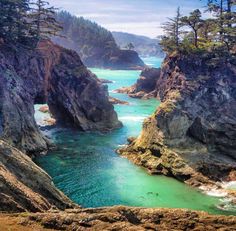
[48, 0, 208, 38]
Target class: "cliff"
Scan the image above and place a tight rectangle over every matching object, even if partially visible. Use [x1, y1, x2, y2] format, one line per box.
[116, 67, 161, 99]
[0, 40, 121, 155]
[119, 52, 236, 188]
[0, 43, 235, 229]
[53, 11, 145, 70]
[0, 140, 74, 212]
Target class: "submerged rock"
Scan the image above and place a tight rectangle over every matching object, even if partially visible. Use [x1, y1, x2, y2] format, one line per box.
[116, 67, 161, 99]
[119, 52, 236, 188]
[0, 40, 121, 155]
[0, 140, 74, 212]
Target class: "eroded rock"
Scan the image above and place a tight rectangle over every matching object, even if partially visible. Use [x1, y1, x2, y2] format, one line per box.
[119, 52, 236, 188]
[0, 40, 121, 154]
[109, 97, 129, 105]
[115, 67, 161, 99]
[0, 140, 74, 212]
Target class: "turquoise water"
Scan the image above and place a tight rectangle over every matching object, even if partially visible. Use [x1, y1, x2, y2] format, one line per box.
[35, 57, 235, 215]
[142, 56, 163, 68]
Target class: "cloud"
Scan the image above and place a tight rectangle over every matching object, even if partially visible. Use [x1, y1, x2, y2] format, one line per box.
[48, 0, 208, 38]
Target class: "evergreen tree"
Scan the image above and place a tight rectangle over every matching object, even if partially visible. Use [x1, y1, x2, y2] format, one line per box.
[205, 0, 236, 49]
[55, 11, 118, 59]
[181, 9, 203, 47]
[160, 7, 182, 52]
[0, 0, 62, 45]
[30, 0, 62, 39]
[199, 18, 217, 42]
[0, 0, 32, 42]
[126, 42, 135, 50]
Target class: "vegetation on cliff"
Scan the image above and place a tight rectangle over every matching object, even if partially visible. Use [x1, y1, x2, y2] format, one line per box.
[119, 51, 236, 196]
[0, 0, 61, 46]
[118, 1, 236, 203]
[0, 0, 121, 215]
[161, 1, 236, 54]
[0, 0, 235, 227]
[53, 11, 145, 69]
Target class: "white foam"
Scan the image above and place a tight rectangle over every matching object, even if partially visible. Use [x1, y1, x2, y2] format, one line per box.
[117, 144, 128, 148]
[119, 116, 146, 122]
[199, 186, 228, 197]
[217, 198, 236, 212]
[146, 63, 154, 66]
[222, 181, 236, 190]
[110, 90, 118, 93]
[206, 190, 228, 197]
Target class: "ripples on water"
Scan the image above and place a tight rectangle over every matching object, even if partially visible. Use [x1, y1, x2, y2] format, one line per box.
[35, 57, 236, 215]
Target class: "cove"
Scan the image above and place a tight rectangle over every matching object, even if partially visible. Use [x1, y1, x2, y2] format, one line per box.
[35, 57, 235, 216]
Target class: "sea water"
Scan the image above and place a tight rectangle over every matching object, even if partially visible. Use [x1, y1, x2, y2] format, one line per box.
[35, 57, 235, 215]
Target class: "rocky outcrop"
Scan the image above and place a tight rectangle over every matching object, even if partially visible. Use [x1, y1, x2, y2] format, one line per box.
[116, 67, 161, 99]
[0, 140, 74, 213]
[1, 206, 236, 230]
[119, 52, 236, 188]
[54, 37, 145, 70]
[54, 12, 145, 70]
[99, 78, 113, 84]
[109, 97, 129, 105]
[0, 45, 235, 229]
[102, 49, 145, 70]
[0, 40, 121, 155]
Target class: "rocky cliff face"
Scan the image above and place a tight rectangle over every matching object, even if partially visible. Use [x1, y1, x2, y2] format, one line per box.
[119, 53, 236, 187]
[0, 140, 74, 212]
[0, 44, 235, 226]
[116, 67, 161, 99]
[0, 40, 121, 155]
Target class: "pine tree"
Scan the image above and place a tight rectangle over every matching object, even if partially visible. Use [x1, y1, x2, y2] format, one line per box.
[199, 18, 217, 42]
[0, 0, 32, 42]
[30, 0, 62, 39]
[126, 42, 135, 50]
[181, 9, 203, 47]
[205, 0, 236, 50]
[160, 7, 182, 51]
